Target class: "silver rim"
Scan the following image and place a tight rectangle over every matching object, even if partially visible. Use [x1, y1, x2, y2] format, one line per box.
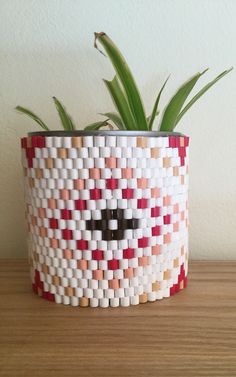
[28, 130, 186, 137]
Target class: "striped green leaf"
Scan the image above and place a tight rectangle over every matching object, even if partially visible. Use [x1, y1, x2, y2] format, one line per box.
[84, 120, 109, 131]
[104, 76, 137, 130]
[53, 97, 75, 131]
[15, 106, 50, 131]
[95, 32, 148, 130]
[159, 69, 209, 132]
[148, 75, 170, 130]
[100, 112, 125, 130]
[176, 67, 233, 125]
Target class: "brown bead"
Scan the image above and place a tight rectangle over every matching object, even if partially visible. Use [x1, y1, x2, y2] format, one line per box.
[80, 297, 89, 307]
[139, 293, 148, 304]
[152, 282, 160, 291]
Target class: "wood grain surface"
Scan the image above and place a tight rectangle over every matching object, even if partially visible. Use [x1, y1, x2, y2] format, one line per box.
[0, 259, 236, 377]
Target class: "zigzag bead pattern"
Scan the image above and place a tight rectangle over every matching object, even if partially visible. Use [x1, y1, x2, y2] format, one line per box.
[21, 134, 189, 308]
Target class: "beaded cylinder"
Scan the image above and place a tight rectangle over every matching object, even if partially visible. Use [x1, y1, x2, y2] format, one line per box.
[21, 132, 189, 308]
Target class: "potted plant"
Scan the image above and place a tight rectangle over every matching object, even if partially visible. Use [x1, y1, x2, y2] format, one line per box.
[19, 33, 232, 308]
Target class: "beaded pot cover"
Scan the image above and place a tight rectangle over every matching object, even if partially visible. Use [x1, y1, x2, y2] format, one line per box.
[21, 133, 189, 308]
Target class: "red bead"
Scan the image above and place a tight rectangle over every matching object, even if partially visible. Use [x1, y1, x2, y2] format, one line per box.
[137, 199, 148, 209]
[122, 189, 134, 199]
[164, 215, 171, 225]
[152, 226, 161, 236]
[47, 292, 55, 302]
[106, 178, 118, 190]
[151, 206, 160, 217]
[62, 229, 73, 240]
[92, 249, 103, 260]
[61, 209, 72, 220]
[108, 259, 119, 270]
[170, 286, 176, 296]
[184, 136, 189, 147]
[169, 136, 177, 148]
[49, 218, 58, 229]
[31, 136, 38, 147]
[138, 237, 149, 248]
[180, 157, 185, 166]
[37, 136, 46, 148]
[178, 147, 186, 157]
[77, 239, 88, 250]
[26, 147, 35, 159]
[21, 137, 27, 149]
[28, 159, 33, 168]
[90, 188, 101, 200]
[123, 248, 134, 259]
[75, 199, 87, 210]
[34, 270, 40, 285]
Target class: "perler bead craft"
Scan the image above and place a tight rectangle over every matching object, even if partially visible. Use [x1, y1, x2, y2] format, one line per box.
[21, 134, 189, 307]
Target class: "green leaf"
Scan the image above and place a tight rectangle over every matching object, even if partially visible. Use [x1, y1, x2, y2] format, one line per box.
[159, 69, 209, 132]
[100, 112, 125, 130]
[84, 120, 109, 131]
[15, 106, 50, 131]
[148, 75, 170, 130]
[95, 32, 148, 130]
[176, 67, 233, 125]
[104, 76, 137, 130]
[53, 97, 76, 131]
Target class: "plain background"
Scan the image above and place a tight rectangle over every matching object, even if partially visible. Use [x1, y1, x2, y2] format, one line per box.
[0, 0, 235, 259]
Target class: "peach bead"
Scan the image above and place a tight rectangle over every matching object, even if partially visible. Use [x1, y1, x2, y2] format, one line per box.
[27, 137, 32, 148]
[109, 279, 119, 289]
[137, 178, 147, 189]
[138, 256, 148, 267]
[89, 168, 100, 179]
[60, 189, 70, 200]
[74, 179, 84, 190]
[164, 233, 171, 244]
[180, 137, 185, 147]
[163, 195, 171, 206]
[151, 188, 160, 198]
[181, 211, 185, 221]
[173, 166, 179, 176]
[93, 270, 103, 280]
[152, 282, 160, 291]
[152, 245, 161, 255]
[39, 227, 47, 238]
[173, 257, 179, 268]
[31, 216, 36, 226]
[64, 249, 72, 259]
[122, 168, 132, 179]
[124, 268, 134, 278]
[164, 270, 171, 280]
[105, 157, 116, 168]
[50, 238, 59, 248]
[77, 260, 87, 270]
[173, 222, 179, 232]
[35, 168, 43, 179]
[48, 198, 57, 209]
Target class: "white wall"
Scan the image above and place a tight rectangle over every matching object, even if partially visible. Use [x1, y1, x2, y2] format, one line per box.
[0, 0, 236, 259]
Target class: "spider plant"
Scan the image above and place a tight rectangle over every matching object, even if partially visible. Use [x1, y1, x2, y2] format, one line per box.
[16, 97, 109, 131]
[91, 32, 232, 132]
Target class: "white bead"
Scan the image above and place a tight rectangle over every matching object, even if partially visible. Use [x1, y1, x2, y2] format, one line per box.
[100, 298, 109, 308]
[90, 298, 99, 307]
[55, 294, 62, 304]
[71, 297, 79, 306]
[94, 136, 105, 147]
[120, 297, 130, 307]
[62, 296, 70, 305]
[130, 295, 139, 305]
[110, 297, 119, 307]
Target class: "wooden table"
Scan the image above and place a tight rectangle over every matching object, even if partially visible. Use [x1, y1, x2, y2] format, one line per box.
[0, 260, 236, 377]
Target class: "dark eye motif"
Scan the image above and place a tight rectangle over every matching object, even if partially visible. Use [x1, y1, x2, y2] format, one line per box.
[86, 209, 139, 240]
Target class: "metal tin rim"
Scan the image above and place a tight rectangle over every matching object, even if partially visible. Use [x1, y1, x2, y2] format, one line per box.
[28, 130, 186, 137]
